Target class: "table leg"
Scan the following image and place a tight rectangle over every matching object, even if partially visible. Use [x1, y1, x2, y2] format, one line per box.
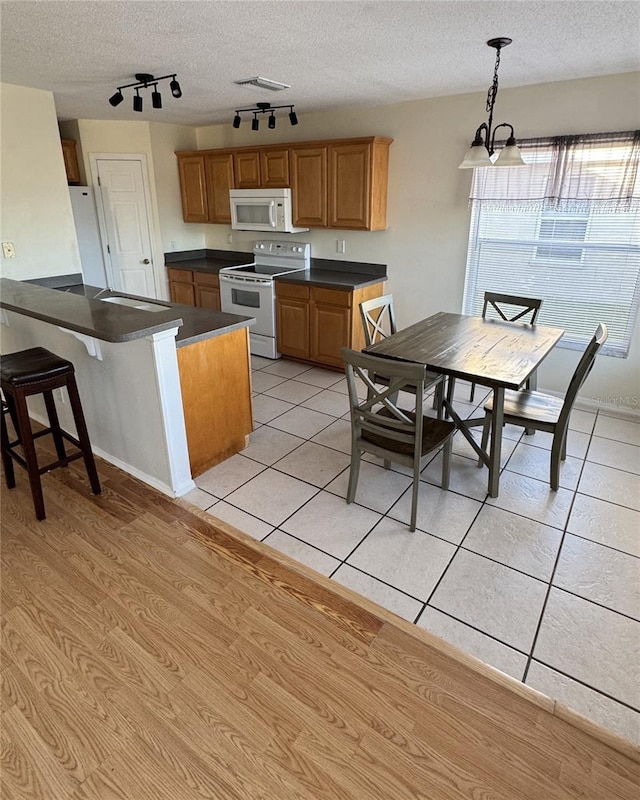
[488, 386, 504, 498]
[525, 371, 537, 436]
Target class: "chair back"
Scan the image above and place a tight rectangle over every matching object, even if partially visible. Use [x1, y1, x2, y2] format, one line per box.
[359, 294, 397, 347]
[482, 292, 543, 325]
[558, 323, 608, 431]
[342, 347, 426, 460]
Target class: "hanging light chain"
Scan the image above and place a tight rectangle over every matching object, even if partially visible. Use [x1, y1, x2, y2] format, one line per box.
[486, 45, 501, 115]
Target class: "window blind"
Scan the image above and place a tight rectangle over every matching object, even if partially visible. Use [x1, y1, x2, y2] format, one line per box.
[463, 132, 640, 357]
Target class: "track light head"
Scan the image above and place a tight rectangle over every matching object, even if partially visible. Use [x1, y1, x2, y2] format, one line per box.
[151, 87, 162, 109]
[133, 90, 143, 112]
[251, 115, 259, 132]
[289, 109, 298, 126]
[109, 90, 124, 107]
[170, 78, 182, 98]
[233, 114, 241, 129]
[268, 113, 276, 129]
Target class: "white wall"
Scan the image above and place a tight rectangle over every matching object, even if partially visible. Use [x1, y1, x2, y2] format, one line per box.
[195, 72, 640, 410]
[0, 83, 81, 280]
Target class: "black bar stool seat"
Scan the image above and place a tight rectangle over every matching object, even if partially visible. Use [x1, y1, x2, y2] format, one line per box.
[1, 347, 101, 520]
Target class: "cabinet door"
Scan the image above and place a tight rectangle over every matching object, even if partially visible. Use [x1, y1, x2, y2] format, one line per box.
[310, 288, 352, 367]
[196, 285, 220, 311]
[204, 153, 234, 224]
[177, 155, 209, 222]
[290, 146, 328, 227]
[329, 142, 371, 230]
[260, 149, 289, 188]
[170, 280, 196, 306]
[233, 151, 261, 188]
[61, 139, 81, 184]
[276, 285, 310, 358]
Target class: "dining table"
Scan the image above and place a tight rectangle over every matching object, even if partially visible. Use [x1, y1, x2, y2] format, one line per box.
[364, 311, 565, 497]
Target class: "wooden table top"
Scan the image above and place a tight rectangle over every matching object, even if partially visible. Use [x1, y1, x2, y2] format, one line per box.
[366, 311, 564, 390]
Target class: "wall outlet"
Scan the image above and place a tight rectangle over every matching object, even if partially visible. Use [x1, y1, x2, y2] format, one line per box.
[336, 239, 346, 254]
[227, 233, 233, 244]
[169, 240, 177, 250]
[2, 242, 16, 258]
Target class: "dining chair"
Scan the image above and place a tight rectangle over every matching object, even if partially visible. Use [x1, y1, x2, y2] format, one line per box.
[359, 294, 445, 417]
[479, 323, 608, 490]
[466, 292, 543, 403]
[342, 347, 456, 531]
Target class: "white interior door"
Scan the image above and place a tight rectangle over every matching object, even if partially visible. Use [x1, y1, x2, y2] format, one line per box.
[95, 158, 157, 297]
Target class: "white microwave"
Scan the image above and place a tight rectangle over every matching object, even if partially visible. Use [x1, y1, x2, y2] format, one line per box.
[229, 188, 308, 233]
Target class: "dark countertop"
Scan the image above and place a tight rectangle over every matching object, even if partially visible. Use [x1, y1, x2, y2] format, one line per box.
[0, 279, 254, 348]
[164, 249, 387, 290]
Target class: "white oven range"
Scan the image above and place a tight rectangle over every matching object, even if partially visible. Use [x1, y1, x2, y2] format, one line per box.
[219, 240, 310, 359]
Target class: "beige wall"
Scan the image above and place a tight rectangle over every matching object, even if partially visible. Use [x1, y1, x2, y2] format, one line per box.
[196, 72, 640, 409]
[0, 83, 81, 280]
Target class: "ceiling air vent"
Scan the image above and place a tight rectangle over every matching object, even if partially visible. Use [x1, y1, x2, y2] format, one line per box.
[234, 76, 291, 91]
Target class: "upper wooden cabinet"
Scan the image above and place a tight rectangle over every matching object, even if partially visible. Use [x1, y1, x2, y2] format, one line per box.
[177, 155, 209, 222]
[176, 136, 392, 230]
[61, 139, 81, 184]
[204, 153, 234, 224]
[290, 145, 328, 228]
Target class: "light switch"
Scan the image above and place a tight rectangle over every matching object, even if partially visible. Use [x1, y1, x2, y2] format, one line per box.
[2, 242, 16, 258]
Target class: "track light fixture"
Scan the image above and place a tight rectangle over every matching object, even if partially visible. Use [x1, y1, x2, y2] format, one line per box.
[459, 38, 525, 169]
[108, 72, 182, 112]
[232, 102, 298, 131]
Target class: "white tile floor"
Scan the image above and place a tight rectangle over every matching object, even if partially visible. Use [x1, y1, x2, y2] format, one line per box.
[184, 355, 640, 745]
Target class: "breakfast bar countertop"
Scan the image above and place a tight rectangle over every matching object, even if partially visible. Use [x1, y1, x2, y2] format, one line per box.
[0, 278, 254, 347]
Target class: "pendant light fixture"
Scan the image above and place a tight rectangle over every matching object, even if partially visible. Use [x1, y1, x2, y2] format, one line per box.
[232, 102, 298, 131]
[108, 73, 182, 112]
[459, 38, 525, 169]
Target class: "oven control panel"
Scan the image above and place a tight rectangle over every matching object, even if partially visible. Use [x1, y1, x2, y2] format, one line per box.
[252, 240, 310, 260]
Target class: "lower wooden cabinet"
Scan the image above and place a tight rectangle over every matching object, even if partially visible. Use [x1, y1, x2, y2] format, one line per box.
[167, 267, 220, 312]
[276, 281, 384, 368]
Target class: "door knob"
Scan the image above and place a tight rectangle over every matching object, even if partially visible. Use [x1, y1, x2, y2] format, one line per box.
[142, 258, 150, 264]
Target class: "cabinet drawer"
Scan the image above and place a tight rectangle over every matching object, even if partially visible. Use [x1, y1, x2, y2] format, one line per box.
[167, 267, 194, 284]
[312, 287, 351, 307]
[276, 283, 310, 300]
[194, 271, 219, 287]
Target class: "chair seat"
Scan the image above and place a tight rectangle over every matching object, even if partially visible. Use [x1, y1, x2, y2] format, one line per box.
[362, 408, 455, 456]
[1, 347, 74, 387]
[372, 369, 442, 394]
[484, 389, 564, 425]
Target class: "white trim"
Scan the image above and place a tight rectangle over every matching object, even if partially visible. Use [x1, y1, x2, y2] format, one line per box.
[28, 409, 195, 498]
[89, 153, 162, 298]
[57, 327, 103, 360]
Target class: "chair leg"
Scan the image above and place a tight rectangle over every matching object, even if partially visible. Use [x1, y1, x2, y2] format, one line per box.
[43, 390, 67, 465]
[435, 380, 444, 420]
[383, 459, 391, 470]
[13, 388, 46, 520]
[441, 437, 452, 490]
[550, 435, 562, 491]
[469, 382, 476, 403]
[66, 375, 101, 495]
[478, 412, 491, 468]
[1, 402, 16, 489]
[561, 430, 567, 461]
[346, 450, 361, 504]
[410, 460, 421, 532]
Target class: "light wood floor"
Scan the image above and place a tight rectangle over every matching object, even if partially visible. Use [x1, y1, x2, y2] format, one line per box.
[1, 446, 639, 799]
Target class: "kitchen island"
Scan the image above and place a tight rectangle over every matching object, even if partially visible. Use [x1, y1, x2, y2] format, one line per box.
[0, 278, 254, 496]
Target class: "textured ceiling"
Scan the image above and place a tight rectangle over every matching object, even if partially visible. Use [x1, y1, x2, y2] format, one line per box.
[1, 0, 639, 127]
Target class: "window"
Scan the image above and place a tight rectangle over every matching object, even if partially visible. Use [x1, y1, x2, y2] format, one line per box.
[462, 131, 640, 357]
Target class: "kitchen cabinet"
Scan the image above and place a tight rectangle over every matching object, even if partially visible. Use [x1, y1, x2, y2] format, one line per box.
[177, 155, 209, 222]
[176, 136, 392, 230]
[290, 146, 328, 228]
[61, 139, 81, 184]
[167, 267, 221, 312]
[233, 148, 290, 189]
[276, 281, 384, 368]
[204, 153, 234, 224]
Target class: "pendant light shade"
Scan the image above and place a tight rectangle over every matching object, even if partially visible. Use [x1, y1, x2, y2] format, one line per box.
[493, 139, 526, 167]
[459, 143, 493, 169]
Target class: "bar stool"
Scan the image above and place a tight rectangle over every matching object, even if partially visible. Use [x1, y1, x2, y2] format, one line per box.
[1, 347, 101, 520]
